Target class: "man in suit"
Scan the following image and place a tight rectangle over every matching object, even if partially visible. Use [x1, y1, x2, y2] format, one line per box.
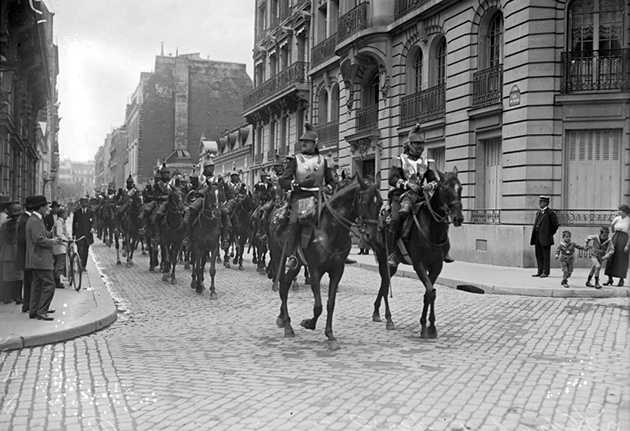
[43, 201, 60, 233]
[530, 195, 559, 278]
[72, 196, 95, 270]
[17, 196, 34, 312]
[26, 195, 63, 321]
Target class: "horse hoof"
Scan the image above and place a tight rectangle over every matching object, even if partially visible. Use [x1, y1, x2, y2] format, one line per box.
[116, 261, 121, 266]
[162, 274, 168, 282]
[171, 278, 176, 285]
[328, 340, 341, 351]
[125, 263, 131, 268]
[300, 319, 316, 330]
[184, 264, 190, 270]
[122, 252, 127, 258]
[149, 267, 155, 272]
[210, 292, 218, 300]
[276, 317, 285, 328]
[386, 321, 396, 331]
[195, 287, 204, 294]
[217, 257, 222, 264]
[428, 326, 437, 339]
[232, 258, 238, 265]
[239, 265, 244, 271]
[284, 327, 295, 338]
[252, 257, 258, 264]
[190, 280, 196, 289]
[292, 280, 299, 291]
[224, 262, 231, 269]
[372, 313, 382, 323]
[420, 327, 428, 339]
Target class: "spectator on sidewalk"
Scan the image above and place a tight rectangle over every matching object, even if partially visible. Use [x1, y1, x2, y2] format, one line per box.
[0, 203, 23, 304]
[603, 204, 630, 287]
[17, 197, 34, 313]
[26, 195, 63, 321]
[44, 201, 60, 233]
[554, 230, 587, 288]
[585, 226, 614, 289]
[530, 195, 559, 278]
[52, 207, 69, 288]
[72, 196, 95, 270]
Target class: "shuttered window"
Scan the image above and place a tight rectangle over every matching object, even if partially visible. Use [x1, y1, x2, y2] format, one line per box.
[484, 138, 502, 209]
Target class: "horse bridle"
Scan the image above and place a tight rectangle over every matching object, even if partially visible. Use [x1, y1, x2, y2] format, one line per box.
[322, 184, 380, 240]
[422, 178, 461, 225]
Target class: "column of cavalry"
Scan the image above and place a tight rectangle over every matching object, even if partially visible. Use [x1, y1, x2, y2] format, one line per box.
[92, 121, 464, 351]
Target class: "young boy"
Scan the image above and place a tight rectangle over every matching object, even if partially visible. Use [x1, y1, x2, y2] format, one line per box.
[555, 230, 587, 288]
[585, 226, 615, 289]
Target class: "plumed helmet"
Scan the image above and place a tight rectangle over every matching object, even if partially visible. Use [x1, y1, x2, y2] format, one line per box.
[273, 153, 283, 167]
[126, 175, 134, 185]
[160, 163, 170, 175]
[407, 124, 424, 144]
[202, 156, 215, 167]
[299, 123, 318, 143]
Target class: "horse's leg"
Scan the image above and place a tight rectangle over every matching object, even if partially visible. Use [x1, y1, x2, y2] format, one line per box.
[300, 267, 323, 332]
[373, 248, 397, 330]
[208, 246, 218, 299]
[170, 243, 178, 284]
[322, 266, 344, 351]
[414, 261, 435, 339]
[277, 262, 299, 337]
[196, 248, 206, 294]
[425, 263, 442, 339]
[115, 231, 121, 265]
[161, 241, 170, 282]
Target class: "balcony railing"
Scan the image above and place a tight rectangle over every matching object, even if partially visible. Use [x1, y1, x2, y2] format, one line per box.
[243, 62, 309, 111]
[561, 49, 630, 93]
[472, 64, 503, 108]
[338, 2, 368, 42]
[311, 33, 338, 67]
[316, 120, 339, 144]
[394, 0, 432, 20]
[470, 210, 501, 225]
[357, 104, 378, 131]
[400, 83, 445, 127]
[556, 210, 617, 226]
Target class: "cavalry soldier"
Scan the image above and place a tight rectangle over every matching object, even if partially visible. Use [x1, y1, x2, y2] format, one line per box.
[256, 155, 285, 242]
[117, 175, 138, 219]
[183, 156, 235, 251]
[152, 164, 174, 242]
[279, 123, 335, 270]
[386, 124, 454, 267]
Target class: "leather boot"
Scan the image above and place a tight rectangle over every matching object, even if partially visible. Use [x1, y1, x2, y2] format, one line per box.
[386, 228, 399, 267]
[283, 222, 299, 270]
[183, 215, 193, 248]
[221, 215, 231, 250]
[594, 278, 602, 289]
[585, 276, 594, 287]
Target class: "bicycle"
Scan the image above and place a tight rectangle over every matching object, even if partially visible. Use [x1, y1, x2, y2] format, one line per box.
[66, 236, 85, 291]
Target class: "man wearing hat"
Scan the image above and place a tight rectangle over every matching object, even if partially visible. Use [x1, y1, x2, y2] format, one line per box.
[152, 163, 174, 242]
[530, 195, 559, 278]
[72, 196, 95, 270]
[25, 195, 64, 320]
[17, 196, 35, 312]
[44, 201, 60, 233]
[279, 123, 335, 270]
[385, 124, 440, 267]
[183, 155, 235, 250]
[229, 170, 248, 197]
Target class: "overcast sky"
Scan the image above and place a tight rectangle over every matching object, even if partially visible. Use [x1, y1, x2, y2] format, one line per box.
[48, 0, 254, 162]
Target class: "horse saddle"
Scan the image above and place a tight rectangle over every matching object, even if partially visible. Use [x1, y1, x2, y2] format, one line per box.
[401, 201, 427, 240]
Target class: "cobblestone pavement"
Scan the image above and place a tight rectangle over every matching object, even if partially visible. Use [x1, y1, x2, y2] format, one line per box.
[1, 242, 629, 431]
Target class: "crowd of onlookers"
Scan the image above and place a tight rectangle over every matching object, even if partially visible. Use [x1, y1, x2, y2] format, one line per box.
[0, 195, 70, 321]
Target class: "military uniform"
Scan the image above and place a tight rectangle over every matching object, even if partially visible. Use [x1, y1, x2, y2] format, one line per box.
[279, 123, 334, 269]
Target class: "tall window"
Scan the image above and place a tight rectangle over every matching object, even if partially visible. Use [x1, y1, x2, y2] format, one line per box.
[319, 88, 329, 124]
[269, 120, 276, 153]
[569, 0, 624, 52]
[488, 13, 503, 68]
[331, 84, 340, 120]
[436, 39, 447, 86]
[413, 51, 423, 92]
[484, 138, 502, 209]
[269, 54, 277, 78]
[367, 72, 379, 105]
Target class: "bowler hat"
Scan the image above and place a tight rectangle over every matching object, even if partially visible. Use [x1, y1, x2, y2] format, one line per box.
[7, 203, 23, 218]
[30, 195, 50, 209]
[619, 204, 630, 215]
[51, 201, 60, 208]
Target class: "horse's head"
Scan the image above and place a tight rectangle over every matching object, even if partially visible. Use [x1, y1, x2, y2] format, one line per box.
[436, 166, 464, 227]
[355, 173, 383, 245]
[169, 188, 186, 213]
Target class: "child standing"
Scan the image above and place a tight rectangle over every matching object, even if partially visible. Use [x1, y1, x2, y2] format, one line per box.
[555, 230, 587, 288]
[585, 226, 614, 289]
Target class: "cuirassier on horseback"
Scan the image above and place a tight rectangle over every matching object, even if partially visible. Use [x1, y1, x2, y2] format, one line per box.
[183, 155, 235, 252]
[151, 163, 175, 244]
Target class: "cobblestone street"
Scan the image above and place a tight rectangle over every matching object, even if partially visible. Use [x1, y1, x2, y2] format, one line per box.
[1, 241, 629, 431]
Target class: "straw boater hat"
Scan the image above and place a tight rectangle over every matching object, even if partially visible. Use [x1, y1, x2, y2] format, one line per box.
[539, 195, 550, 202]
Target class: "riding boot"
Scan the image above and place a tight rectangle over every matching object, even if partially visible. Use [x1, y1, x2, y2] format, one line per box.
[283, 222, 299, 270]
[386, 228, 399, 267]
[221, 216, 231, 251]
[183, 216, 193, 248]
[153, 213, 162, 243]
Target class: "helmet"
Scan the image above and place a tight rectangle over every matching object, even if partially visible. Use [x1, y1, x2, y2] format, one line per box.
[160, 163, 170, 175]
[299, 123, 318, 143]
[273, 153, 283, 167]
[407, 124, 424, 145]
[126, 175, 134, 185]
[202, 156, 215, 167]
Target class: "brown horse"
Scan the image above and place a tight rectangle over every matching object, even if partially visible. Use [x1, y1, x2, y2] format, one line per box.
[158, 188, 186, 284]
[267, 175, 382, 350]
[119, 191, 142, 268]
[372, 167, 464, 337]
[190, 186, 222, 297]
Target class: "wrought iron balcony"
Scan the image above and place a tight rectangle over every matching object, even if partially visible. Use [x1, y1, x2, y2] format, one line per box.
[243, 62, 309, 112]
[561, 49, 630, 93]
[470, 210, 501, 224]
[316, 120, 339, 145]
[357, 104, 378, 132]
[400, 83, 445, 127]
[472, 64, 503, 108]
[556, 210, 617, 226]
[311, 33, 338, 68]
[394, 0, 432, 20]
[338, 2, 368, 42]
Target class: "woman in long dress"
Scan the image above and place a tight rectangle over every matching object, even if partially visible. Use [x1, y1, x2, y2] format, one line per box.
[603, 204, 630, 287]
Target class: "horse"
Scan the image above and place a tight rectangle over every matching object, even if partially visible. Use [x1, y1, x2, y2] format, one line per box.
[249, 206, 268, 275]
[372, 167, 464, 338]
[138, 200, 160, 272]
[228, 192, 254, 270]
[267, 175, 382, 350]
[119, 191, 143, 268]
[190, 186, 223, 297]
[158, 188, 186, 283]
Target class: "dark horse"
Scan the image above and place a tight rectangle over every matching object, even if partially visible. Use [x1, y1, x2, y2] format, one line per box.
[190, 187, 222, 297]
[268, 175, 382, 350]
[229, 192, 254, 270]
[100, 199, 119, 250]
[119, 191, 142, 268]
[159, 188, 186, 283]
[372, 167, 464, 337]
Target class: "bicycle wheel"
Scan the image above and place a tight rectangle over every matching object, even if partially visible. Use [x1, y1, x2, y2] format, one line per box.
[66, 253, 74, 288]
[72, 253, 82, 291]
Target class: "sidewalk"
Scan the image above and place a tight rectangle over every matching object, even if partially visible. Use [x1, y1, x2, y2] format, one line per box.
[1, 244, 627, 352]
[0, 250, 117, 352]
[346, 245, 630, 298]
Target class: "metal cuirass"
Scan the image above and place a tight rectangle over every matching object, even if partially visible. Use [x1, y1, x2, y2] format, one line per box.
[399, 154, 428, 185]
[294, 154, 324, 186]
